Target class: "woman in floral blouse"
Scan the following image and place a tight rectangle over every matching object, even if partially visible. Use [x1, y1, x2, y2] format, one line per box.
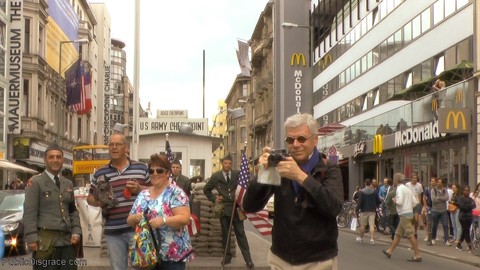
[127, 153, 194, 269]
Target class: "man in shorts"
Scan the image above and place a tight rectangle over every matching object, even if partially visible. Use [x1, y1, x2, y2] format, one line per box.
[382, 173, 422, 262]
[406, 173, 423, 238]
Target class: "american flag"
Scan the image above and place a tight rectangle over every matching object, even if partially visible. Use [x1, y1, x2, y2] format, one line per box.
[66, 60, 92, 114]
[66, 59, 82, 112]
[236, 151, 250, 207]
[236, 151, 272, 235]
[78, 65, 92, 114]
[165, 138, 174, 164]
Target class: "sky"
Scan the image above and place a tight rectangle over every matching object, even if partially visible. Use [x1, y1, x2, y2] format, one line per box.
[94, 0, 271, 125]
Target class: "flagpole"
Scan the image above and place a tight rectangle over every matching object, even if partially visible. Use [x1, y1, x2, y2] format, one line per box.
[221, 148, 248, 269]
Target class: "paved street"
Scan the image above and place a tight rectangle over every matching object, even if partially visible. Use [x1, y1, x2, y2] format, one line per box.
[338, 229, 479, 270]
[0, 223, 478, 269]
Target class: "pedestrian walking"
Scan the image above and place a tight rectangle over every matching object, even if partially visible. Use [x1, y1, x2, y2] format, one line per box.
[382, 173, 422, 262]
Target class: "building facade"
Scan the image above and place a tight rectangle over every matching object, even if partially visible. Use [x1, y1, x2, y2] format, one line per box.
[311, 0, 476, 197]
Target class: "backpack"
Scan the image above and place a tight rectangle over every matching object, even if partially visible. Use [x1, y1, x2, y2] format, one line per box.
[129, 209, 160, 269]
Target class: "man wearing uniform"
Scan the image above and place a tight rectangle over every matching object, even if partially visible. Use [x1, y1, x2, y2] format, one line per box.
[23, 143, 82, 270]
[203, 155, 254, 269]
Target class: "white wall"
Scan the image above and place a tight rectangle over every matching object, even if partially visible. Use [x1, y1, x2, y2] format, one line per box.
[137, 133, 214, 179]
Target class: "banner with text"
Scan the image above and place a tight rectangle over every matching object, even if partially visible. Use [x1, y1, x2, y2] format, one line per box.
[138, 118, 208, 136]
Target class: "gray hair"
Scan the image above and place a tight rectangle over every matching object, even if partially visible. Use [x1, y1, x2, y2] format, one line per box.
[393, 173, 406, 185]
[284, 113, 319, 135]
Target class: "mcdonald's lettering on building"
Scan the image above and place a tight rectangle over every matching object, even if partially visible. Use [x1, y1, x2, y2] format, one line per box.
[290, 53, 306, 66]
[438, 108, 471, 134]
[373, 134, 383, 154]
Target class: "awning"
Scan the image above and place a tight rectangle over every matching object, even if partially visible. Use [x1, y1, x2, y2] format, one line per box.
[0, 160, 39, 174]
[318, 123, 345, 136]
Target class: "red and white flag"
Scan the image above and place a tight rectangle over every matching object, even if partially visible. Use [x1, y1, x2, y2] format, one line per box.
[236, 151, 272, 235]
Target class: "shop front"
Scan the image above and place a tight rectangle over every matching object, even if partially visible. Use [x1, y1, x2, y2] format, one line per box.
[321, 79, 476, 200]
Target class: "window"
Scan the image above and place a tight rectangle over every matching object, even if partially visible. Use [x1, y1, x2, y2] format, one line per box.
[434, 55, 445, 75]
[240, 127, 246, 144]
[405, 72, 413, 89]
[444, 0, 455, 17]
[433, 0, 444, 25]
[23, 80, 29, 117]
[403, 21, 412, 46]
[421, 9, 431, 33]
[39, 24, 45, 58]
[242, 83, 248, 97]
[412, 15, 421, 40]
[24, 18, 30, 54]
[77, 118, 82, 142]
[37, 82, 43, 118]
[394, 29, 402, 52]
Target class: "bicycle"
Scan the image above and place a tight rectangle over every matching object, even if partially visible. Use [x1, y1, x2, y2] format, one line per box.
[337, 200, 357, 228]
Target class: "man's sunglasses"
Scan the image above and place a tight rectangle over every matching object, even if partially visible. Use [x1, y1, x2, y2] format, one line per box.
[149, 168, 167, 174]
[284, 135, 313, 145]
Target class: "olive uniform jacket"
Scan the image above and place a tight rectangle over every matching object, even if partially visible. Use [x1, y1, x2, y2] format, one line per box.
[174, 174, 191, 198]
[203, 170, 239, 217]
[23, 172, 82, 246]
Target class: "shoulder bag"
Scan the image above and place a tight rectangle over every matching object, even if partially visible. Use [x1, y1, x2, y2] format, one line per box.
[129, 209, 160, 269]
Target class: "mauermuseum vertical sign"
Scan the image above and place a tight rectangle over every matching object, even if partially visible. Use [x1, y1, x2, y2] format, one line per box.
[8, 1, 23, 134]
[273, 0, 312, 149]
[103, 64, 111, 145]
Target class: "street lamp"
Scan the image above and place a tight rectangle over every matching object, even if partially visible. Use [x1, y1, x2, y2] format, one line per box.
[282, 22, 314, 66]
[57, 38, 89, 145]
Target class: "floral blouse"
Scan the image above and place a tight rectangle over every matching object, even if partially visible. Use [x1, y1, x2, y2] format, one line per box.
[130, 184, 194, 262]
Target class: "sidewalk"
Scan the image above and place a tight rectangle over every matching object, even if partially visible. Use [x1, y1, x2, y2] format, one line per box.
[341, 225, 480, 268]
[82, 227, 479, 269]
[78, 231, 271, 270]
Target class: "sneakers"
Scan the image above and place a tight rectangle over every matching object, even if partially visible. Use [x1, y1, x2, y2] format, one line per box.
[456, 244, 463, 251]
[370, 239, 375, 245]
[431, 239, 436, 245]
[356, 237, 363, 243]
[424, 236, 428, 242]
[445, 241, 451, 246]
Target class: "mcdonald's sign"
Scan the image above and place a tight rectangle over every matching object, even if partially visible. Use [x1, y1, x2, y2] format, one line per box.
[438, 108, 471, 134]
[290, 53, 306, 66]
[317, 53, 332, 70]
[373, 134, 383, 154]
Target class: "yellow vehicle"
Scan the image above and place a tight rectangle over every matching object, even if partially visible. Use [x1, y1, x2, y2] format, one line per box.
[72, 145, 110, 187]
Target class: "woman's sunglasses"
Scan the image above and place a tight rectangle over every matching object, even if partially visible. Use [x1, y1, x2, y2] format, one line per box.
[149, 168, 167, 175]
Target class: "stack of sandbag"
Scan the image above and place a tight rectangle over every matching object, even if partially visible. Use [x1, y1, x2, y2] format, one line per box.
[190, 182, 236, 257]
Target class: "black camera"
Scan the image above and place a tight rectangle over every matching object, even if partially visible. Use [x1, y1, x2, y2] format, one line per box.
[267, 149, 290, 167]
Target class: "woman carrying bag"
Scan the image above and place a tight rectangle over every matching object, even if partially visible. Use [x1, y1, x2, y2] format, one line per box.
[127, 153, 194, 270]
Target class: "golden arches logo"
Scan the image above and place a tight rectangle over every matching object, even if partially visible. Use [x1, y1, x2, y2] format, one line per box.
[445, 111, 466, 130]
[290, 53, 306, 66]
[317, 53, 332, 70]
[373, 134, 383, 154]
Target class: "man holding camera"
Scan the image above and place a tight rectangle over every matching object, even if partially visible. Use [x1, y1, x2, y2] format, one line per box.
[243, 113, 344, 269]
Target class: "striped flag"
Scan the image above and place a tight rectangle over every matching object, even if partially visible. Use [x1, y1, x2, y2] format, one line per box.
[66, 59, 82, 112]
[165, 138, 174, 164]
[236, 151, 250, 207]
[78, 64, 92, 114]
[236, 151, 272, 235]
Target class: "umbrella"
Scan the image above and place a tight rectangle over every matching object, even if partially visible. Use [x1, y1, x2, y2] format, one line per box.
[438, 61, 473, 84]
[0, 160, 38, 174]
[389, 77, 436, 101]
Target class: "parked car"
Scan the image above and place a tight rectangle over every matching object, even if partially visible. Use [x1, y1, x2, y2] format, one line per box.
[266, 196, 274, 219]
[0, 190, 27, 255]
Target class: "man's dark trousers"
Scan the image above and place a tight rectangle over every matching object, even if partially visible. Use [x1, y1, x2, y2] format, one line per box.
[220, 212, 252, 263]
